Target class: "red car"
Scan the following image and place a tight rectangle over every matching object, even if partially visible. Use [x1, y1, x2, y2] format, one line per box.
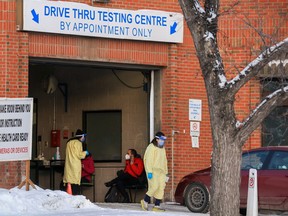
[174, 146, 288, 213]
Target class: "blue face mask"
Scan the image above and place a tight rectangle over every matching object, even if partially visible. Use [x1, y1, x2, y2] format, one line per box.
[158, 139, 165, 147]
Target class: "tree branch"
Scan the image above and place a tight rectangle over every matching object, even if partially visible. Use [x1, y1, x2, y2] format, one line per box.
[204, 0, 219, 30]
[179, 0, 228, 92]
[236, 87, 288, 145]
[226, 38, 288, 96]
[178, 0, 205, 24]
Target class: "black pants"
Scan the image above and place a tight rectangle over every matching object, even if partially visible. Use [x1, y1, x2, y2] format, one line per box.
[71, 184, 81, 195]
[109, 171, 139, 201]
[60, 181, 80, 195]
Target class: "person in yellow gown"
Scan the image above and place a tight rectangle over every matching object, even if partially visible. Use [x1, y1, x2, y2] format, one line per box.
[141, 131, 168, 212]
[63, 129, 88, 195]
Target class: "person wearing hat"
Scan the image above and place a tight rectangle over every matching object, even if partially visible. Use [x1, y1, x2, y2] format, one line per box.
[63, 129, 89, 195]
[141, 131, 168, 212]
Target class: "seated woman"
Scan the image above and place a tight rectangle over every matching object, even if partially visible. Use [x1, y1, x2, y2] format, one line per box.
[104, 149, 144, 203]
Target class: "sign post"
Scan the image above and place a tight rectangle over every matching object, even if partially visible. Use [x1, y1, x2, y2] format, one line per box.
[247, 168, 258, 216]
[18, 160, 36, 190]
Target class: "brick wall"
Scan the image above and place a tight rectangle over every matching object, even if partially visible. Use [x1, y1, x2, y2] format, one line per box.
[0, 0, 29, 188]
[0, 0, 287, 199]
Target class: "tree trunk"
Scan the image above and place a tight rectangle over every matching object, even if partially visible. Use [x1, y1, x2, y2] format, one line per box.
[207, 90, 243, 216]
[210, 135, 242, 216]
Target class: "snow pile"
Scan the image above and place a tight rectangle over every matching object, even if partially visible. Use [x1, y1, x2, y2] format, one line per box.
[0, 186, 100, 215]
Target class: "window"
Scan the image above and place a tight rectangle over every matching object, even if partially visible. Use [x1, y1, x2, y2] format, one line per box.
[261, 79, 288, 146]
[83, 110, 122, 162]
[241, 151, 269, 170]
[268, 151, 288, 170]
[262, 107, 288, 146]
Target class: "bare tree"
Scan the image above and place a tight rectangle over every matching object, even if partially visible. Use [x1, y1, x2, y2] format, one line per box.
[178, 0, 288, 215]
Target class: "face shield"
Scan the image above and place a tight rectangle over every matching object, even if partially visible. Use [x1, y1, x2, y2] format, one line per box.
[156, 135, 167, 148]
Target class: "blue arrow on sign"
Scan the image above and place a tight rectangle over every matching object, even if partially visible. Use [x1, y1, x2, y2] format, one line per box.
[170, 22, 177, 35]
[31, 9, 39, 23]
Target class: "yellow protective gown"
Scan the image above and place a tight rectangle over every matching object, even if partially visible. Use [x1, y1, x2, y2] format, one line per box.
[63, 139, 87, 185]
[144, 143, 168, 200]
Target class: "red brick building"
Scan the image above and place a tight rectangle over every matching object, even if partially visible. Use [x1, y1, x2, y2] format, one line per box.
[0, 0, 287, 202]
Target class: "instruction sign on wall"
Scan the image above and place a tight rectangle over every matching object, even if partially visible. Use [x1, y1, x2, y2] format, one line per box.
[18, 0, 184, 43]
[189, 99, 202, 121]
[0, 98, 33, 161]
[191, 136, 199, 148]
[190, 121, 200, 137]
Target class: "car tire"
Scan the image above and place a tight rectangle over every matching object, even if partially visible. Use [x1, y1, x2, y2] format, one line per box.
[184, 182, 210, 213]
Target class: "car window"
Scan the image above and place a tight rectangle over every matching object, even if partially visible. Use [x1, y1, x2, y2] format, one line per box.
[241, 151, 269, 170]
[267, 151, 288, 170]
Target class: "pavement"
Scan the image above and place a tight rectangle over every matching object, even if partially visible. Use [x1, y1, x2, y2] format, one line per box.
[96, 202, 192, 214]
[95, 202, 288, 215]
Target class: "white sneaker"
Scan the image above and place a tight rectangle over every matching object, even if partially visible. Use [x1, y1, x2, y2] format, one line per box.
[140, 199, 148, 211]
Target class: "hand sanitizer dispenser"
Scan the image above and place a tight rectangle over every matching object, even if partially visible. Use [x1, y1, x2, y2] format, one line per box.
[55, 147, 60, 160]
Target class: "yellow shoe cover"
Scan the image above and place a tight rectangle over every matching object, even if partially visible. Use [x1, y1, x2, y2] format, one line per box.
[152, 206, 165, 212]
[140, 199, 148, 211]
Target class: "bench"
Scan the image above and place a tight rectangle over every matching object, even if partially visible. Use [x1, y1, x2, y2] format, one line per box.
[125, 183, 147, 203]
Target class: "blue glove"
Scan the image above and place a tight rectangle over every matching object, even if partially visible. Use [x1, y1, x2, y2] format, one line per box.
[85, 151, 89, 156]
[147, 172, 153, 179]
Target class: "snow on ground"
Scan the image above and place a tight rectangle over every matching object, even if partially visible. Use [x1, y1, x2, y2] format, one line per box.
[0, 185, 283, 216]
[0, 186, 205, 216]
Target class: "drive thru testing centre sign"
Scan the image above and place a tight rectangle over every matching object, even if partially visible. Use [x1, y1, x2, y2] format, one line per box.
[0, 98, 33, 162]
[18, 0, 184, 43]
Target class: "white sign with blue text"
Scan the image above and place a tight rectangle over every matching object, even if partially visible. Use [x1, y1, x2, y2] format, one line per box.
[189, 99, 202, 121]
[0, 98, 33, 162]
[22, 0, 184, 43]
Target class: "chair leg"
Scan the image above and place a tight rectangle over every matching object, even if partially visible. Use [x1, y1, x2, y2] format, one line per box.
[134, 187, 138, 203]
[128, 189, 132, 202]
[93, 185, 95, 202]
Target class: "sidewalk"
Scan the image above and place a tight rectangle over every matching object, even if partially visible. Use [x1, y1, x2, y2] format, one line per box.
[96, 202, 288, 215]
[96, 202, 195, 214]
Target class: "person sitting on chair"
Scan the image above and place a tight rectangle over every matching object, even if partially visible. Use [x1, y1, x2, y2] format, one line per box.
[81, 143, 95, 183]
[104, 149, 144, 203]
